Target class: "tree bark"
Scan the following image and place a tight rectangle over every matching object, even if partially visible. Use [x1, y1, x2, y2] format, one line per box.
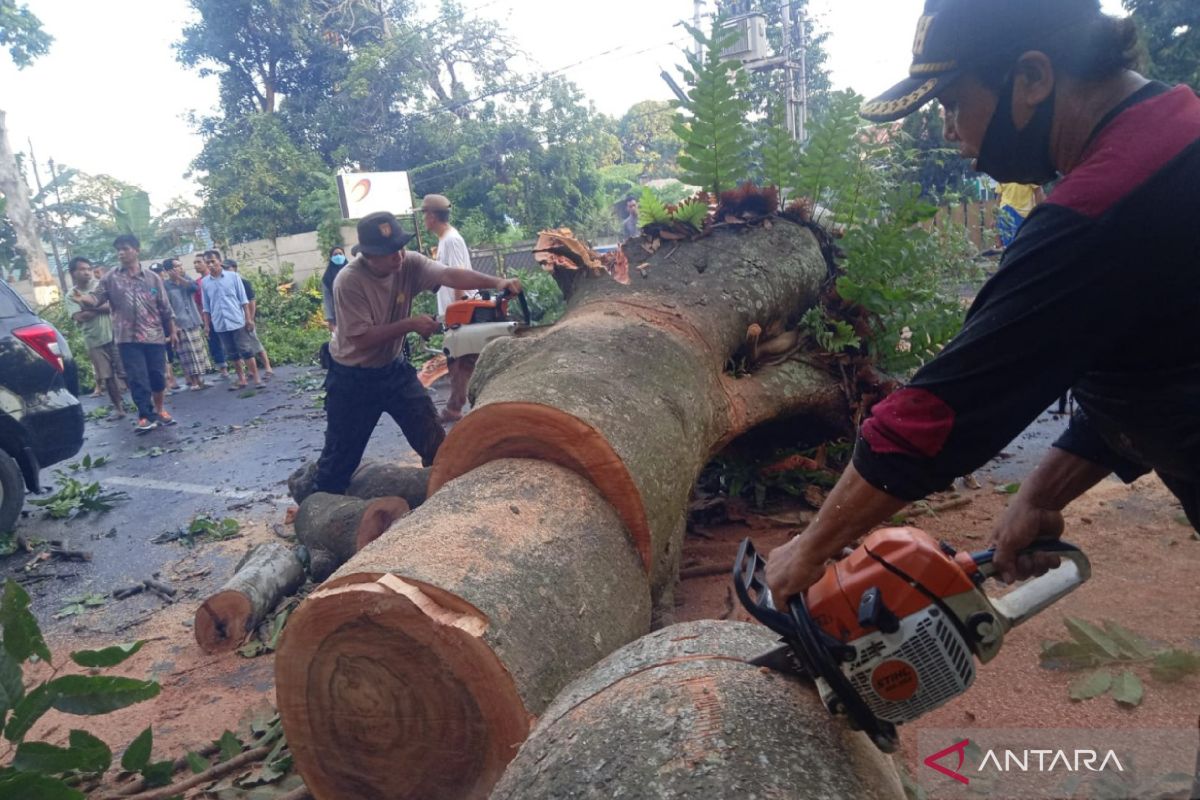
[430, 222, 847, 615]
[492, 620, 906, 800]
[287, 460, 431, 507]
[0, 109, 54, 292]
[275, 459, 650, 800]
[294, 492, 410, 580]
[194, 542, 305, 653]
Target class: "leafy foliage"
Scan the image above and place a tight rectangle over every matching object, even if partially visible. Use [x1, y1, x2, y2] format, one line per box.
[28, 473, 128, 520]
[1039, 616, 1200, 707]
[245, 267, 328, 365]
[1124, 0, 1200, 87]
[0, 579, 159, 797]
[757, 107, 803, 202]
[673, 20, 753, 196]
[0, 0, 51, 68]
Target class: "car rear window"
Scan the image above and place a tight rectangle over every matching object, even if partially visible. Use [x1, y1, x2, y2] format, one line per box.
[0, 281, 32, 318]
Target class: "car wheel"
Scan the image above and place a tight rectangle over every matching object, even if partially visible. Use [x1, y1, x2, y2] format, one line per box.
[0, 450, 24, 535]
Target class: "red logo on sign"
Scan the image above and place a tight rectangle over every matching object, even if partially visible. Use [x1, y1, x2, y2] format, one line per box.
[925, 739, 971, 785]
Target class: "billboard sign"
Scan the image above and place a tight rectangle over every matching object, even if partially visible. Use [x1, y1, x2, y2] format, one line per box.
[336, 171, 414, 219]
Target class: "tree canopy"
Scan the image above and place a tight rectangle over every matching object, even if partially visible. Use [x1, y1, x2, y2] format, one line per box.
[0, 0, 50, 68]
[1124, 0, 1200, 87]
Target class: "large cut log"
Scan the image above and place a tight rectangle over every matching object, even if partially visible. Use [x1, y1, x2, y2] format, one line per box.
[294, 492, 411, 580]
[430, 222, 848, 613]
[194, 543, 305, 653]
[275, 459, 650, 800]
[492, 619, 906, 800]
[287, 460, 431, 507]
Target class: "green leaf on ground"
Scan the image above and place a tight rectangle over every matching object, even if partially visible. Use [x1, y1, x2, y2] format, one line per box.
[1, 581, 52, 663]
[997, 482, 1021, 495]
[121, 727, 153, 772]
[13, 729, 112, 774]
[52, 604, 85, 620]
[1111, 671, 1144, 707]
[141, 759, 175, 787]
[186, 751, 210, 774]
[1069, 669, 1113, 701]
[1101, 621, 1154, 660]
[0, 771, 84, 799]
[216, 730, 242, 762]
[1064, 617, 1123, 660]
[1150, 650, 1200, 683]
[1039, 640, 1099, 671]
[5, 683, 56, 742]
[47, 675, 160, 716]
[0, 649, 25, 717]
[237, 641, 265, 659]
[70, 641, 146, 668]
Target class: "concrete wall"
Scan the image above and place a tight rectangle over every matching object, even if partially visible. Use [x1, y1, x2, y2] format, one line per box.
[214, 226, 360, 283]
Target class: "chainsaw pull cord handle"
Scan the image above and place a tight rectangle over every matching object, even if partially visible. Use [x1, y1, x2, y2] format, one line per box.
[969, 540, 1092, 629]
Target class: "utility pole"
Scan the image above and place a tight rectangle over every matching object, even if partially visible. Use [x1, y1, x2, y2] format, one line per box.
[796, 5, 808, 143]
[781, 0, 796, 139]
[26, 138, 67, 294]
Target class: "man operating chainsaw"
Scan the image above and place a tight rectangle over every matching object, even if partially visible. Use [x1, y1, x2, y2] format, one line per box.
[767, 0, 1200, 604]
[312, 211, 520, 494]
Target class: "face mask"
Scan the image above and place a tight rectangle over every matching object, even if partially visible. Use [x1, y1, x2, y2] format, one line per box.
[331, 254, 347, 266]
[975, 72, 1059, 185]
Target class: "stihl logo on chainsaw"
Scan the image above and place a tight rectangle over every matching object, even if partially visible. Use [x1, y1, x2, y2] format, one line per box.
[870, 659, 919, 702]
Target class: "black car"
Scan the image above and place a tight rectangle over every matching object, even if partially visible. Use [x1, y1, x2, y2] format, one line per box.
[0, 279, 85, 533]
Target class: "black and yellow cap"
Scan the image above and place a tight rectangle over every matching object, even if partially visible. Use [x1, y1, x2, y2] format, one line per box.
[353, 211, 414, 256]
[860, 0, 1105, 123]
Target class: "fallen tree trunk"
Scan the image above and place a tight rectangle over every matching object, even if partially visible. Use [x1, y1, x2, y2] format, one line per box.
[294, 492, 410, 580]
[275, 459, 650, 800]
[430, 222, 848, 614]
[492, 619, 906, 800]
[288, 460, 432, 507]
[195, 543, 305, 653]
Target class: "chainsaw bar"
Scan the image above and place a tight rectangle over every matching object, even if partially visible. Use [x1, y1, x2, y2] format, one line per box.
[749, 643, 811, 677]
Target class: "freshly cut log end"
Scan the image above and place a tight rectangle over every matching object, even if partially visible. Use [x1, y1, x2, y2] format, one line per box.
[277, 459, 651, 800]
[194, 542, 305, 654]
[295, 493, 411, 580]
[276, 575, 529, 800]
[429, 401, 650, 570]
[492, 620, 905, 800]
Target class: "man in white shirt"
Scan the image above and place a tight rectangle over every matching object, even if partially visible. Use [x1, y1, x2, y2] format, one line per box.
[423, 194, 477, 423]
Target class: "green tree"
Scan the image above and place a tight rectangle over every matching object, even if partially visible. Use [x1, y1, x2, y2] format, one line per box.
[1124, 0, 1200, 87]
[756, 105, 803, 201]
[617, 100, 682, 179]
[0, 0, 53, 289]
[673, 20, 753, 196]
[191, 114, 328, 243]
[893, 104, 973, 201]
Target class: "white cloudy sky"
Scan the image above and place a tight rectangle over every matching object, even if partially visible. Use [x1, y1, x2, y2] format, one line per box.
[0, 0, 1127, 209]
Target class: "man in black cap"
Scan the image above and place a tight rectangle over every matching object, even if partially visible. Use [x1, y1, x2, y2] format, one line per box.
[768, 0, 1200, 603]
[313, 211, 522, 494]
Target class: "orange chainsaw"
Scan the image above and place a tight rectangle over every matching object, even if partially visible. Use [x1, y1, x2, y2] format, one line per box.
[734, 528, 1091, 752]
[437, 288, 532, 359]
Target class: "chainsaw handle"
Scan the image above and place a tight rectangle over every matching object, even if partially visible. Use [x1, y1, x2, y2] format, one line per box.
[732, 538, 795, 635]
[500, 288, 532, 327]
[971, 540, 1092, 629]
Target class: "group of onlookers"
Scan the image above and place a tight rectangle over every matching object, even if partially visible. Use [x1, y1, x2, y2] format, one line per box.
[66, 236, 274, 434]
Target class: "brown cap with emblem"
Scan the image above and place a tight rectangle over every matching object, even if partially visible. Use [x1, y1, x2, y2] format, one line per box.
[860, 0, 1105, 123]
[352, 211, 414, 256]
[419, 194, 452, 212]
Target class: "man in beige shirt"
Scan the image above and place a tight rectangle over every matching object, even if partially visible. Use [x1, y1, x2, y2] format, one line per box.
[314, 211, 521, 494]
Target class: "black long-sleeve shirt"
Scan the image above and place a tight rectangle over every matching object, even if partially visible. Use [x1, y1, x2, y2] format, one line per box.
[854, 83, 1200, 514]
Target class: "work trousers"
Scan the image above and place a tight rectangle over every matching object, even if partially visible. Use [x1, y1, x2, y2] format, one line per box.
[314, 359, 445, 494]
[117, 342, 167, 420]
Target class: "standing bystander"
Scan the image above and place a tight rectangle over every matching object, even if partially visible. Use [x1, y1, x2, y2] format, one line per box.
[162, 258, 211, 390]
[200, 257, 263, 390]
[64, 257, 126, 419]
[423, 194, 476, 423]
[75, 236, 178, 433]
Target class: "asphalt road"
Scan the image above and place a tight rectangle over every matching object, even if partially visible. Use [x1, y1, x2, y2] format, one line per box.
[6, 365, 432, 633]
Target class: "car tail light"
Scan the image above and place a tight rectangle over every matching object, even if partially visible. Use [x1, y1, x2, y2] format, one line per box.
[13, 323, 65, 372]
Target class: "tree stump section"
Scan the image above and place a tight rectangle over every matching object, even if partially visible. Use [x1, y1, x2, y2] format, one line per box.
[492, 619, 906, 800]
[275, 459, 650, 800]
[294, 493, 411, 580]
[194, 543, 305, 654]
[430, 222, 847, 614]
[288, 460, 431, 507]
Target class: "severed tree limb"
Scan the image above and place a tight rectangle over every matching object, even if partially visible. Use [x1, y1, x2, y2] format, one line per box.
[110, 744, 272, 800]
